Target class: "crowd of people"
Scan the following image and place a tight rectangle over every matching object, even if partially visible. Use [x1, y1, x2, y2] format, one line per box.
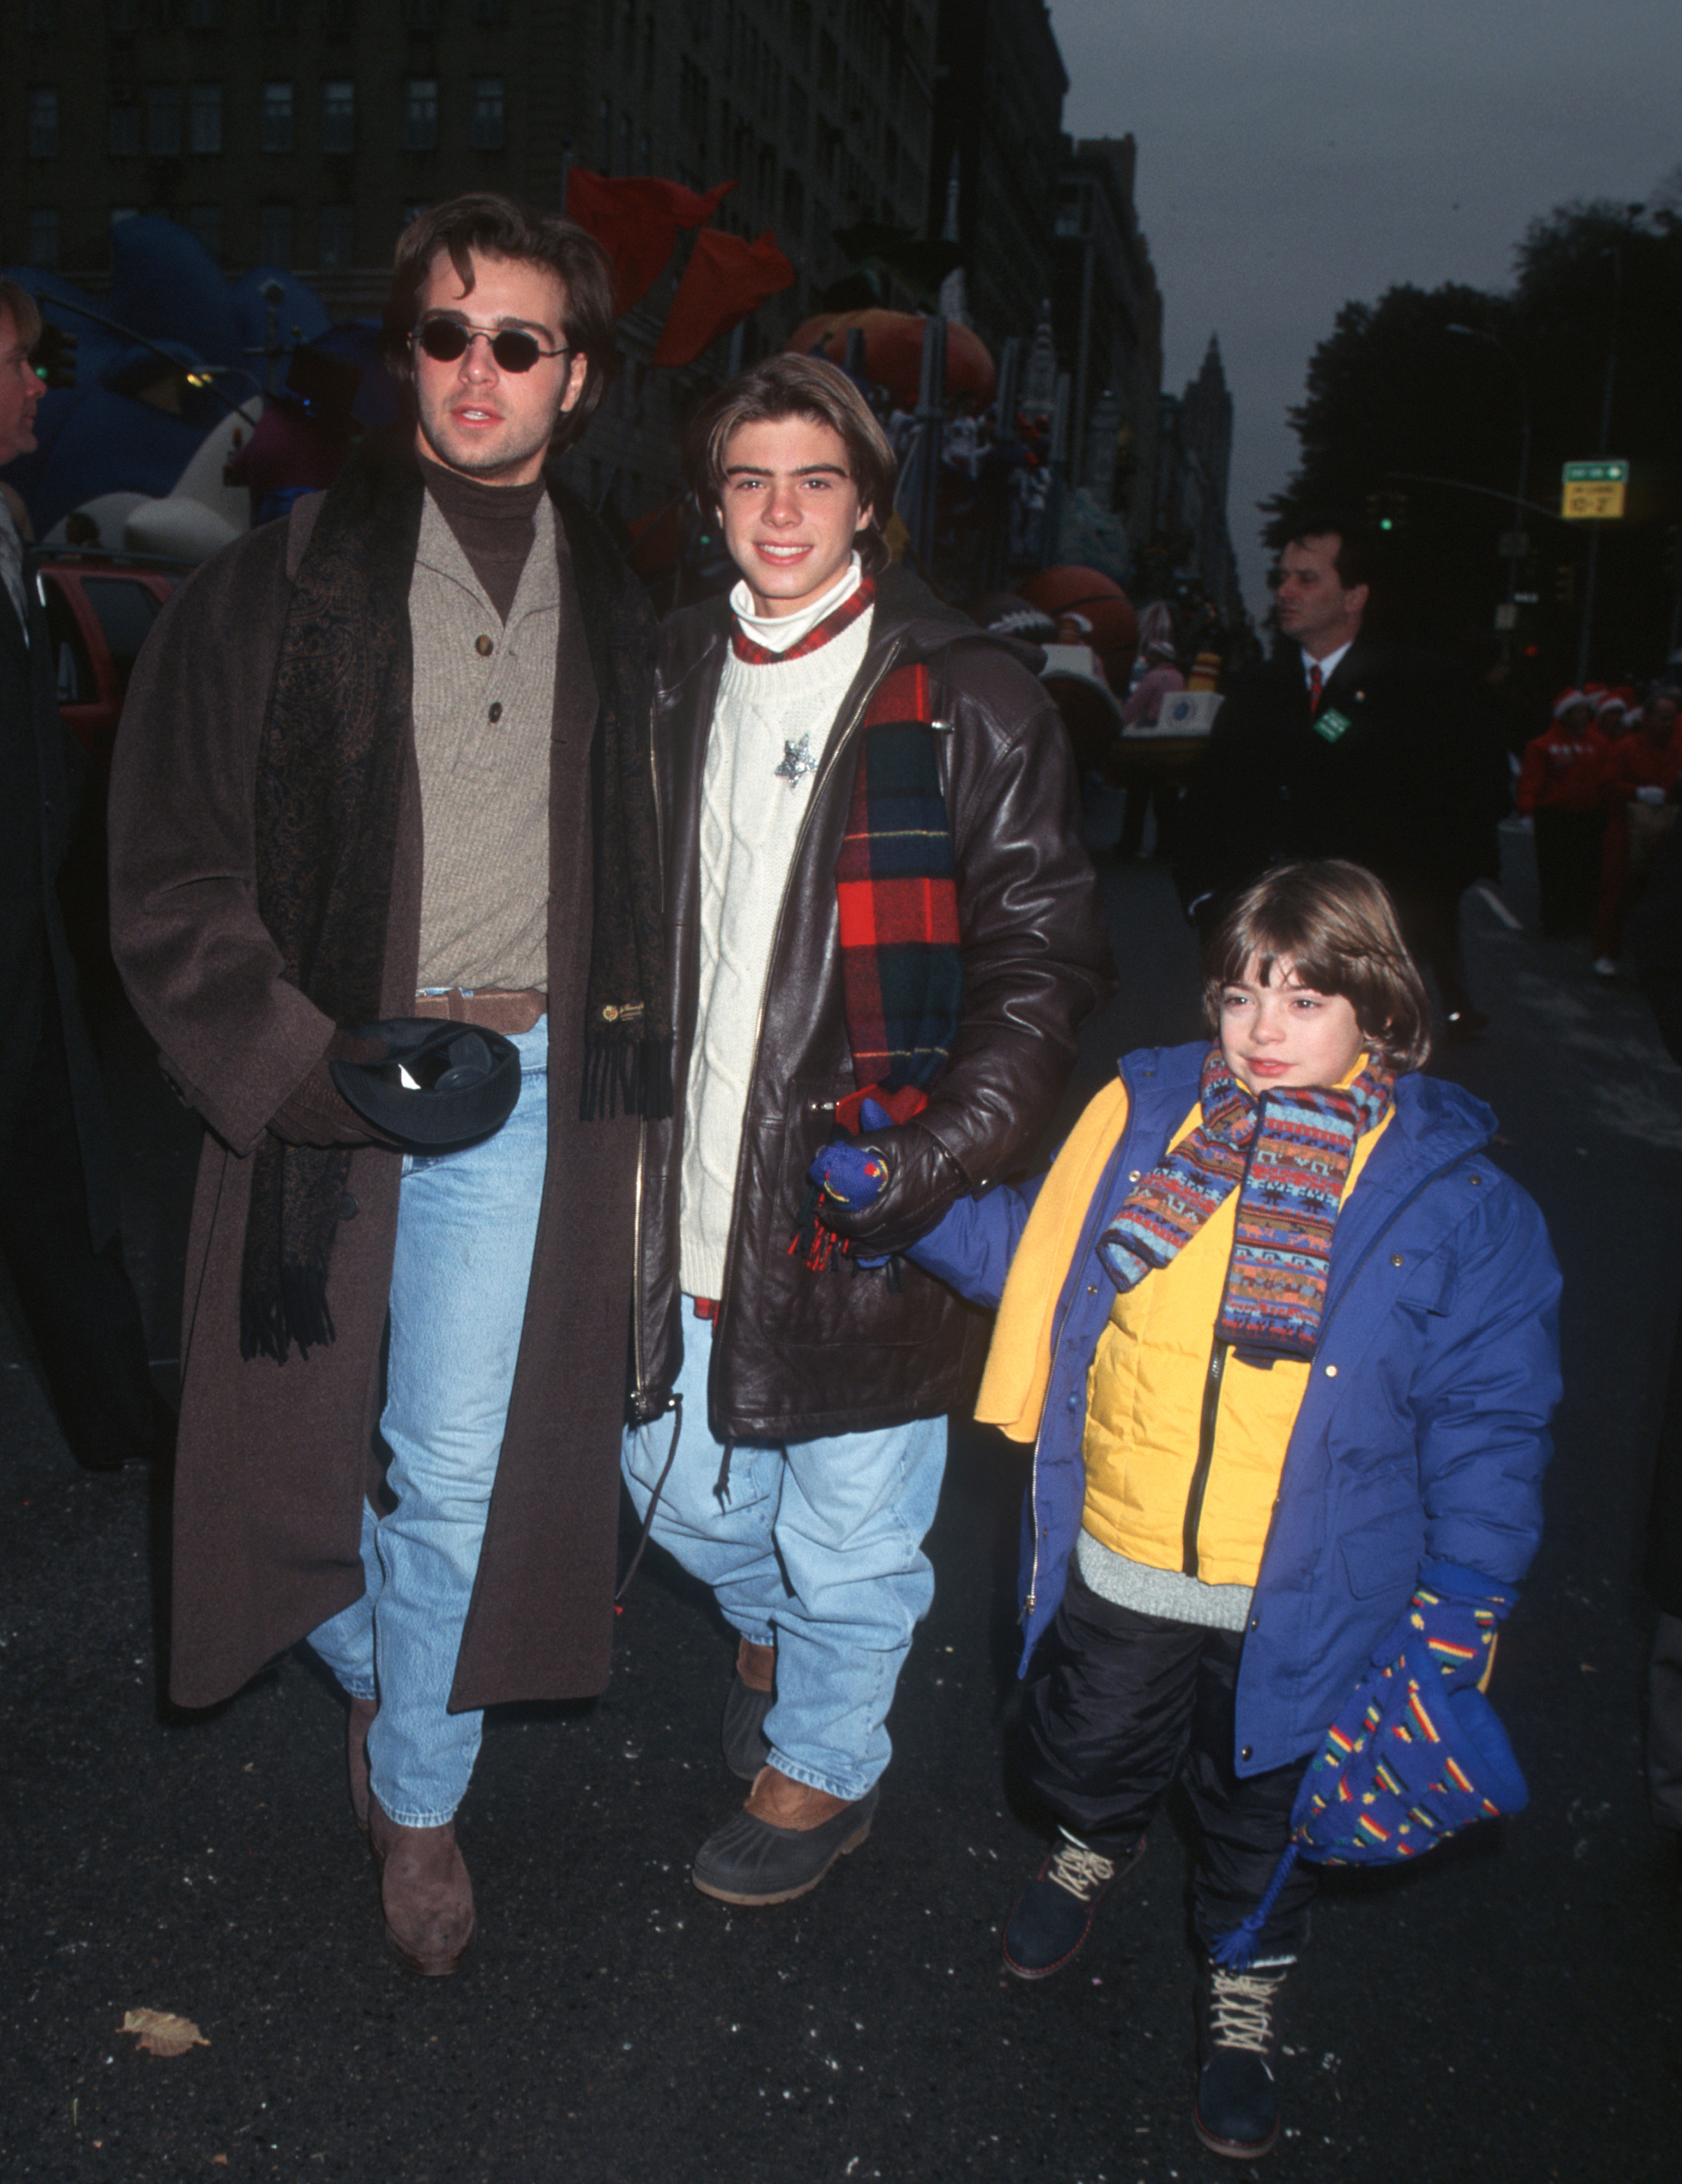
[2, 192, 1632, 2167]
[1515, 679, 1682, 972]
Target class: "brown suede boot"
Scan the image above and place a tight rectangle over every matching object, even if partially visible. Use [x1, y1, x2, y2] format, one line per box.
[368, 1795, 475, 1976]
[347, 1696, 376, 1837]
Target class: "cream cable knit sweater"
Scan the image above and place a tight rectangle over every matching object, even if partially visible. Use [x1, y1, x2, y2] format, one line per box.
[679, 587, 874, 1299]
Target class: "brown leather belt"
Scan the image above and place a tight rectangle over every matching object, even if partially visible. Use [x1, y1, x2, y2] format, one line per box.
[412, 987, 546, 1035]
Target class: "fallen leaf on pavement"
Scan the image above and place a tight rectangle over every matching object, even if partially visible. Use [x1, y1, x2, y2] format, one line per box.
[118, 2009, 210, 2057]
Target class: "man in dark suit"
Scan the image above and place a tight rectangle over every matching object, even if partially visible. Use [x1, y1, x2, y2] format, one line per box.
[1176, 515, 1506, 1030]
[0, 277, 159, 1471]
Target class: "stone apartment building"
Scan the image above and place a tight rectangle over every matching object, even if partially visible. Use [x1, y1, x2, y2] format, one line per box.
[4, 0, 933, 325]
[1052, 131, 1163, 550]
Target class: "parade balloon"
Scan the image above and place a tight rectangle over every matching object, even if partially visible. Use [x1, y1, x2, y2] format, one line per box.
[786, 309, 996, 408]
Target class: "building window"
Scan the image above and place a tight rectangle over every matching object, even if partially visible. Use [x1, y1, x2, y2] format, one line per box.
[261, 82, 293, 154]
[187, 203, 221, 258]
[258, 204, 292, 267]
[469, 76, 505, 152]
[680, 59, 708, 150]
[28, 88, 60, 159]
[320, 202, 354, 268]
[28, 208, 60, 267]
[148, 85, 182, 157]
[323, 80, 355, 154]
[190, 84, 223, 154]
[108, 95, 141, 157]
[403, 79, 439, 152]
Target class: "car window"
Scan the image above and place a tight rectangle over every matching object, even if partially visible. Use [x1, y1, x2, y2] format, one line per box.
[42, 579, 96, 705]
[80, 576, 163, 695]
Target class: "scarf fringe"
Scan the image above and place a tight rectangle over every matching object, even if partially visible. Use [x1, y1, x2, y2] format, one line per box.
[580, 1031, 675, 1123]
[239, 1265, 338, 1365]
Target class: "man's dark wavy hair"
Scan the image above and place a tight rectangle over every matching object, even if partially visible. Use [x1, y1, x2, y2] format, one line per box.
[383, 192, 617, 455]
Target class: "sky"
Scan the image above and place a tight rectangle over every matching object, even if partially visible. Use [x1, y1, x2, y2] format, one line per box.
[1047, 0, 1682, 614]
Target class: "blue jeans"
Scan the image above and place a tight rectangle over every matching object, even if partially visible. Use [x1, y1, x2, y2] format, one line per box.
[307, 1016, 548, 1827]
[621, 1305, 947, 1803]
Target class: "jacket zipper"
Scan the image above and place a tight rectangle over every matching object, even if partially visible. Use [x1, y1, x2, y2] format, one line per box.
[1181, 1136, 1487, 1585]
[713, 638, 906, 1326]
[631, 693, 670, 1415]
[1182, 1337, 1229, 1577]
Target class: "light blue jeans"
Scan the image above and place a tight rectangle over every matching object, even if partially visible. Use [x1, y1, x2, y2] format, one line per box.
[307, 1016, 548, 1827]
[622, 1305, 947, 1803]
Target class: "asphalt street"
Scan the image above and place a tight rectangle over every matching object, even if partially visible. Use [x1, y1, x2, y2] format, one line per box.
[2, 817, 1679, 2184]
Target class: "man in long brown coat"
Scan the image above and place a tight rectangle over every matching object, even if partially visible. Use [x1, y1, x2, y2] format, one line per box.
[108, 194, 667, 1976]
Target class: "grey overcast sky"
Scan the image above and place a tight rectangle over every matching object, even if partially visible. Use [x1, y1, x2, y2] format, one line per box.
[1047, 0, 1682, 612]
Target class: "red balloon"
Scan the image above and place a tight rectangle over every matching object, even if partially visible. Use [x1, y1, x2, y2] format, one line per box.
[1021, 566, 1138, 672]
[786, 309, 997, 409]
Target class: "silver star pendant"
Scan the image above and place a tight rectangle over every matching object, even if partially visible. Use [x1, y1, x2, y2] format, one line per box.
[773, 732, 817, 788]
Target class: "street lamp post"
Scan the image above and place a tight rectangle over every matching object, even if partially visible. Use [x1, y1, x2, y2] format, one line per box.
[1445, 323, 1532, 636]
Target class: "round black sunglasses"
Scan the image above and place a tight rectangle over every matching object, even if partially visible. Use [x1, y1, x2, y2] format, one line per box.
[414, 317, 569, 373]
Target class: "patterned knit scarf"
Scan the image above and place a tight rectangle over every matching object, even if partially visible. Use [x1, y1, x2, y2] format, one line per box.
[1097, 1045, 1394, 1362]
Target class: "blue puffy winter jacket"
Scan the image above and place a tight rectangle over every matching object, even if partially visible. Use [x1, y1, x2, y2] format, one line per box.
[913, 1041, 1563, 1776]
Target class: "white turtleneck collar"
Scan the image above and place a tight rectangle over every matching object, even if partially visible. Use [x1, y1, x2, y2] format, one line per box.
[728, 554, 864, 655]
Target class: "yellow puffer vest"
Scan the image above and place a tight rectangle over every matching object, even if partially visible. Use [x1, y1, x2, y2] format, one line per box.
[1081, 1099, 1391, 1587]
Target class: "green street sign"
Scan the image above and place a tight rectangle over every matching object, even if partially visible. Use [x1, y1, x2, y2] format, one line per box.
[1562, 460, 1629, 520]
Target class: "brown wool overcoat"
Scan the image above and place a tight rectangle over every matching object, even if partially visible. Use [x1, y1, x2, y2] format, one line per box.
[108, 483, 649, 1712]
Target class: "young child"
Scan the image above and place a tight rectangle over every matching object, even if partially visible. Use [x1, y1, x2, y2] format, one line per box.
[844, 859, 1560, 2159]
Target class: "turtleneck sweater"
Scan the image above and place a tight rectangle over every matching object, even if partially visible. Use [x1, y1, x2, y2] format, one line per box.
[727, 554, 864, 654]
[418, 453, 545, 623]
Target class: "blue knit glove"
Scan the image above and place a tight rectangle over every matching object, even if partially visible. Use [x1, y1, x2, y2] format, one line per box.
[808, 1097, 894, 1210]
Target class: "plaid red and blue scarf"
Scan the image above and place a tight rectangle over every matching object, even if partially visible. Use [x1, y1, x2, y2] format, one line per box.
[729, 573, 875, 664]
[832, 656, 963, 1131]
[1097, 1044, 1394, 1361]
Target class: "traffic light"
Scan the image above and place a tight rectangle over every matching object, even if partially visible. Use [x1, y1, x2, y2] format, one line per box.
[1363, 489, 1407, 534]
[31, 320, 77, 388]
[1552, 563, 1577, 606]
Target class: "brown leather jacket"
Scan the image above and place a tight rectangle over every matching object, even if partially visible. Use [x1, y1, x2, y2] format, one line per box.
[629, 564, 1112, 1442]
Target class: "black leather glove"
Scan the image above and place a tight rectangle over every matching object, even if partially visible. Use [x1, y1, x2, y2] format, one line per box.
[269, 1029, 403, 1149]
[816, 1119, 967, 1257]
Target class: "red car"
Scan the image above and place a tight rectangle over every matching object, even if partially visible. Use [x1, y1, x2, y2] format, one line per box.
[37, 554, 184, 778]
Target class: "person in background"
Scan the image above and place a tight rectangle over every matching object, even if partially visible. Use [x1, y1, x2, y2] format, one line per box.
[901, 860, 1559, 2160]
[1515, 689, 1611, 941]
[1592, 687, 1681, 977]
[1115, 609, 1186, 860]
[0, 274, 164, 1475]
[1177, 515, 1505, 1039]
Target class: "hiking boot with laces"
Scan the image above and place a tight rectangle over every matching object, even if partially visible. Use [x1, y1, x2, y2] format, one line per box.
[1193, 1957, 1290, 2159]
[1001, 1829, 1145, 1980]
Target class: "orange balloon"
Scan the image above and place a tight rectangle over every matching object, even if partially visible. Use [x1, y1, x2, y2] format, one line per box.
[786, 309, 996, 408]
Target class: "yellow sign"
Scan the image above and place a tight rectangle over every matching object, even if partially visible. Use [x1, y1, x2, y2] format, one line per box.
[1561, 460, 1627, 520]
